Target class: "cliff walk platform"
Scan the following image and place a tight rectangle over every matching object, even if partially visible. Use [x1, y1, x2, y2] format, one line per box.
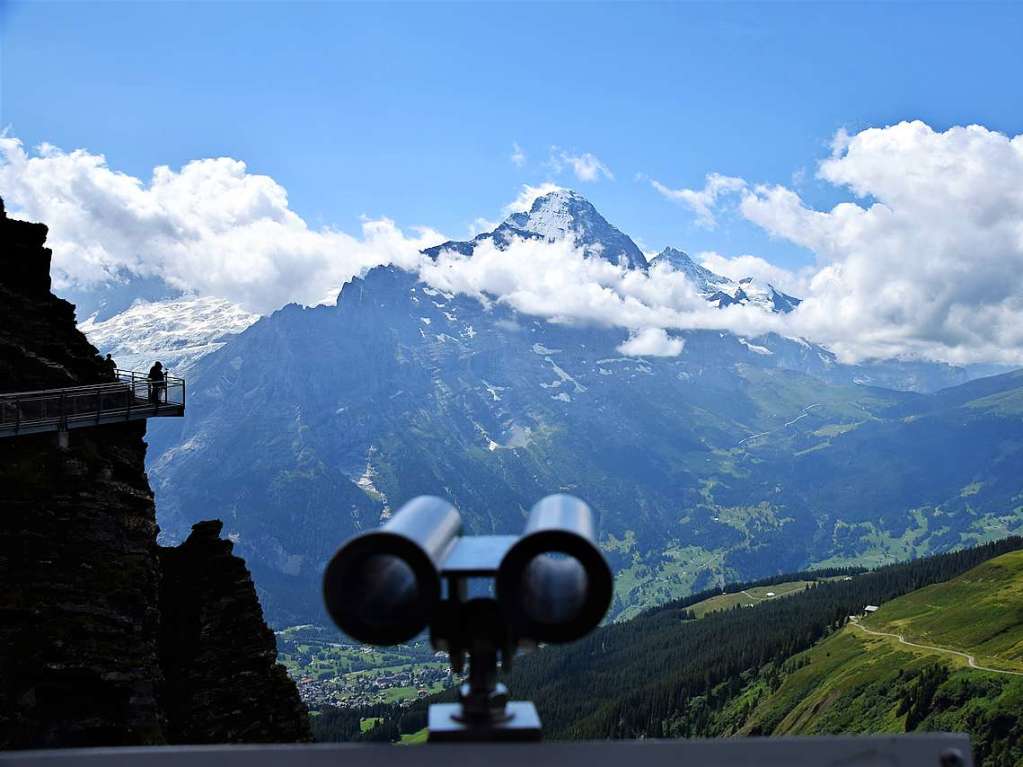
[0, 370, 185, 438]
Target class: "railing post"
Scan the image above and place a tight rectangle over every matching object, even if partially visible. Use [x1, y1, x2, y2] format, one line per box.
[96, 385, 103, 425]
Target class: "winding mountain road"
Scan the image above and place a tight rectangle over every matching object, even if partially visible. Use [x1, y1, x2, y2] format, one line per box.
[849, 617, 1023, 677]
[737, 403, 822, 447]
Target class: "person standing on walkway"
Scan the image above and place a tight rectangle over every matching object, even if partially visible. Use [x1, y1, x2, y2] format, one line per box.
[148, 361, 165, 403]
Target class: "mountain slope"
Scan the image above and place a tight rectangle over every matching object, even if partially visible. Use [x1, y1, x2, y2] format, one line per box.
[80, 295, 259, 374]
[142, 192, 1023, 624]
[853, 549, 1023, 671]
[728, 550, 1023, 766]
[497, 538, 1022, 737]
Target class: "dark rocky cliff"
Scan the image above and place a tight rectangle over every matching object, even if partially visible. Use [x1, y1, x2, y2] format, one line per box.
[0, 199, 310, 747]
[159, 520, 310, 744]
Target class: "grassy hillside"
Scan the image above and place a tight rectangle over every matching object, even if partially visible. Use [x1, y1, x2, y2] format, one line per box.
[863, 550, 1023, 669]
[728, 551, 1023, 766]
[688, 579, 818, 617]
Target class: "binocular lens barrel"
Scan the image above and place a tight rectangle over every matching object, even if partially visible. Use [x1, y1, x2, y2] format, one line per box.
[520, 553, 589, 626]
[322, 496, 461, 644]
[343, 554, 420, 629]
[497, 494, 613, 643]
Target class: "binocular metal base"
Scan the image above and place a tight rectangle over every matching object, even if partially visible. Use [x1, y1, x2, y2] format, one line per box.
[428, 702, 542, 742]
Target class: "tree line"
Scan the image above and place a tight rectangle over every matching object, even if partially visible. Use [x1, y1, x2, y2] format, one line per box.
[640, 564, 868, 619]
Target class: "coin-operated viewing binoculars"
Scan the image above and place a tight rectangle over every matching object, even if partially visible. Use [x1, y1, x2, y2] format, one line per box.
[322, 493, 613, 742]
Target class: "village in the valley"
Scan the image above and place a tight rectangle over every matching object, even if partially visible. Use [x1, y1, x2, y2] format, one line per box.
[275, 625, 453, 708]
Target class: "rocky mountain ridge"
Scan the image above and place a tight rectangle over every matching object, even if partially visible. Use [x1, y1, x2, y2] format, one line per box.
[146, 264, 1023, 626]
[424, 189, 796, 312]
[650, 247, 801, 313]
[70, 189, 1018, 628]
[81, 189, 987, 392]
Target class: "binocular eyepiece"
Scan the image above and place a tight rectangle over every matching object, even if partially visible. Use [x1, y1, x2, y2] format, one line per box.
[321, 495, 462, 645]
[497, 494, 613, 644]
[322, 493, 613, 647]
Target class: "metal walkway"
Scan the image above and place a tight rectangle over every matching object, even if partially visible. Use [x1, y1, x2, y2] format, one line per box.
[0, 370, 185, 438]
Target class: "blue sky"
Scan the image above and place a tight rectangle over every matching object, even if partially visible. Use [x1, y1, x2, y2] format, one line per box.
[4, 1, 1022, 272]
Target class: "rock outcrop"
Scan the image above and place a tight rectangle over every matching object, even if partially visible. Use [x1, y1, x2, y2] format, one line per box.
[0, 199, 309, 748]
[159, 521, 310, 743]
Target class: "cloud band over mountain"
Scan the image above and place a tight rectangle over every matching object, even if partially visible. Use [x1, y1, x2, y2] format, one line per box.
[656, 121, 1023, 365]
[2, 120, 1022, 366]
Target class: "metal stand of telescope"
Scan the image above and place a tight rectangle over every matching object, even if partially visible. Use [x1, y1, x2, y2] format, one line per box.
[428, 535, 542, 742]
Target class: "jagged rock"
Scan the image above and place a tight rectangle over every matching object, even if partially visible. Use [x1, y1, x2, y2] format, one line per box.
[158, 521, 310, 743]
[0, 206, 113, 390]
[0, 198, 309, 748]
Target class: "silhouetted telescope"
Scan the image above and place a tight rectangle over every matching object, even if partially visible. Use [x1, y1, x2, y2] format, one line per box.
[323, 494, 613, 741]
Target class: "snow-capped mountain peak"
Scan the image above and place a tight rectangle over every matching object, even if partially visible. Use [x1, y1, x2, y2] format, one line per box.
[503, 188, 593, 242]
[424, 189, 647, 269]
[502, 189, 648, 269]
[650, 247, 731, 293]
[423, 192, 798, 312]
[651, 247, 801, 314]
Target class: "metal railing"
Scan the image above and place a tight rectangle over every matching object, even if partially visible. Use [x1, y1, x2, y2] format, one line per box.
[0, 369, 185, 438]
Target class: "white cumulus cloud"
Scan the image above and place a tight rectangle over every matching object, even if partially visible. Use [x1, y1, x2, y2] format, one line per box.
[740, 121, 1023, 364]
[617, 328, 685, 357]
[510, 142, 527, 168]
[550, 148, 614, 183]
[648, 121, 1023, 364]
[5, 120, 1023, 366]
[0, 138, 444, 315]
[418, 235, 787, 352]
[652, 173, 747, 228]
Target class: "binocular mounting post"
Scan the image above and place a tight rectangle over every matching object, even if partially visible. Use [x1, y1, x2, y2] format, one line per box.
[427, 542, 542, 741]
